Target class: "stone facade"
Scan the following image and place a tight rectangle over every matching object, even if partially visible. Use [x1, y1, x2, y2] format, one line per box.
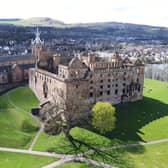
[29, 39, 144, 106]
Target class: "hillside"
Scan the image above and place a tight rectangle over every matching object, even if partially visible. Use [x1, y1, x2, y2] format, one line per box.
[0, 87, 40, 148]
[0, 17, 65, 27]
[17, 17, 65, 27]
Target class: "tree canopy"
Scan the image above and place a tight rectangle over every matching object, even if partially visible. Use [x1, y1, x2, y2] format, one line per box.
[92, 101, 116, 134]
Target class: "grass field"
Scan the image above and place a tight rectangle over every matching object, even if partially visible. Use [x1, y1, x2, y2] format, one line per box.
[0, 87, 40, 148]
[0, 151, 57, 168]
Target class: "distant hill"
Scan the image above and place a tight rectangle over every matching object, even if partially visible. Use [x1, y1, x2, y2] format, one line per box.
[1, 17, 168, 42]
[0, 18, 21, 21]
[0, 17, 65, 27]
[0, 18, 22, 25]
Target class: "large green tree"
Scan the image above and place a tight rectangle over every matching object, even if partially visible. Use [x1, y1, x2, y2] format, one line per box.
[92, 101, 116, 134]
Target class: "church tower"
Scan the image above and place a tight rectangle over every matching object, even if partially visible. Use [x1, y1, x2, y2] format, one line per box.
[31, 27, 44, 63]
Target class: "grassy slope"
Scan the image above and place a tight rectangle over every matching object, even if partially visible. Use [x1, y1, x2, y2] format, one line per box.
[0, 87, 40, 148]
[9, 87, 39, 111]
[139, 79, 168, 141]
[33, 79, 168, 154]
[0, 151, 57, 168]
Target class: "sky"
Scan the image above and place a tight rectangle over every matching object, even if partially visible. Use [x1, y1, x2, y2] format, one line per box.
[1, 0, 168, 27]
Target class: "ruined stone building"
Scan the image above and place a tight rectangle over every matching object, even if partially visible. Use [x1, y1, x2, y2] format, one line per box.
[29, 30, 145, 108]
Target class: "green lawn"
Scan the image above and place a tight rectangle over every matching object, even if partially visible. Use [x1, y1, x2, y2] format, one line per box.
[110, 78, 168, 142]
[56, 162, 99, 168]
[0, 151, 57, 168]
[33, 79, 168, 154]
[0, 87, 40, 148]
[2, 80, 168, 168]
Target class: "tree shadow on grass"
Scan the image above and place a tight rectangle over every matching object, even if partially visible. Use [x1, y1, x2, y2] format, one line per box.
[67, 96, 168, 153]
[67, 137, 136, 168]
[107, 96, 168, 142]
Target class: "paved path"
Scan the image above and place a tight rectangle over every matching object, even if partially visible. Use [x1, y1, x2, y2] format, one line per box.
[42, 157, 73, 168]
[0, 147, 62, 158]
[0, 147, 113, 168]
[42, 155, 114, 168]
[85, 137, 168, 155]
[29, 123, 44, 151]
[1, 137, 168, 167]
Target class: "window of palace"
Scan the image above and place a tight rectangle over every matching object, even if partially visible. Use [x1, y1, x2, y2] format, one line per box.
[123, 88, 126, 94]
[100, 91, 103, 96]
[90, 92, 93, 97]
[90, 86, 93, 90]
[107, 90, 110, 95]
[115, 89, 118, 95]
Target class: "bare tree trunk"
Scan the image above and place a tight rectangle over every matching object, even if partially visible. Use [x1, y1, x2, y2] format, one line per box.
[63, 124, 72, 140]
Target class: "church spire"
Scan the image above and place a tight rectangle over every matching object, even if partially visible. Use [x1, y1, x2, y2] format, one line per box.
[32, 27, 44, 45]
